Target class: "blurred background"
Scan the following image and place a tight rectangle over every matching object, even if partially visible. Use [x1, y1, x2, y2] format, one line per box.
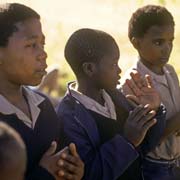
[1, 0, 180, 98]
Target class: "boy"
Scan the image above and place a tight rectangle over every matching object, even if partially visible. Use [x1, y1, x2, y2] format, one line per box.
[120, 5, 180, 180]
[0, 122, 26, 180]
[57, 28, 166, 180]
[0, 3, 84, 180]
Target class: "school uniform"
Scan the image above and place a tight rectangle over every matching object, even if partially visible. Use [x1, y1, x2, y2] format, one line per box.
[120, 60, 180, 180]
[56, 82, 166, 180]
[0, 87, 63, 180]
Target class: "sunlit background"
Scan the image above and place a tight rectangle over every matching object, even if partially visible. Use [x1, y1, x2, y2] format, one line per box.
[1, 0, 180, 95]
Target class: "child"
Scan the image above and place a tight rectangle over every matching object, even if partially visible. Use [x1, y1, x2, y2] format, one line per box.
[120, 5, 180, 180]
[56, 28, 166, 180]
[0, 3, 84, 180]
[0, 122, 26, 180]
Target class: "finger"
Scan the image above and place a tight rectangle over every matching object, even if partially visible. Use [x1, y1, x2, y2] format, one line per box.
[58, 159, 77, 173]
[138, 110, 156, 126]
[129, 104, 153, 123]
[142, 118, 157, 132]
[128, 105, 145, 122]
[126, 79, 142, 96]
[69, 143, 78, 157]
[130, 72, 146, 89]
[126, 94, 140, 106]
[58, 170, 74, 180]
[44, 141, 57, 156]
[145, 74, 154, 88]
[61, 152, 84, 168]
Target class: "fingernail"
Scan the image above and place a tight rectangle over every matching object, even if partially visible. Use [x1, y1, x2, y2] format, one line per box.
[58, 160, 64, 166]
[62, 153, 67, 158]
[58, 170, 64, 176]
[144, 104, 149, 108]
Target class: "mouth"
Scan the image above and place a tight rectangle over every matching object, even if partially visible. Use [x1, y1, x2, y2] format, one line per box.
[36, 69, 47, 76]
[117, 76, 121, 85]
[160, 57, 169, 63]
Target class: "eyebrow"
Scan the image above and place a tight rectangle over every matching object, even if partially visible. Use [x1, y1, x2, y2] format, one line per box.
[25, 34, 45, 41]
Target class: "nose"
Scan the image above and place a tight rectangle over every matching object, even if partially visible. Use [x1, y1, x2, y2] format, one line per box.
[38, 46, 48, 61]
[162, 42, 172, 55]
[117, 64, 122, 74]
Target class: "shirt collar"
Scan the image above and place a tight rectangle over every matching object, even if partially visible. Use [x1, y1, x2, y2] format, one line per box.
[137, 60, 169, 86]
[0, 86, 45, 128]
[68, 82, 117, 120]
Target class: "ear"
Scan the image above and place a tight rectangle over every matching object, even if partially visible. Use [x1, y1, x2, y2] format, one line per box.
[131, 37, 140, 50]
[82, 62, 96, 77]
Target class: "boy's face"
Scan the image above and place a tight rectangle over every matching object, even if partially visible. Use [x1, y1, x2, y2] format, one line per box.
[93, 50, 121, 90]
[135, 25, 174, 71]
[0, 18, 47, 86]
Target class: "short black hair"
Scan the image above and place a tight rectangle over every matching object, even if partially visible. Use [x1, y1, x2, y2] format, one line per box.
[128, 5, 175, 40]
[64, 28, 119, 77]
[0, 3, 40, 47]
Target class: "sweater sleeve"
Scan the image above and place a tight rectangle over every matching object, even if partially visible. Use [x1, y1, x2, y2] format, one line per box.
[57, 105, 138, 180]
[140, 104, 166, 154]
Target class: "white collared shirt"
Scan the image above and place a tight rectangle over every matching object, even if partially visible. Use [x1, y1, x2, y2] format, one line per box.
[69, 82, 117, 120]
[0, 87, 45, 129]
[120, 60, 180, 160]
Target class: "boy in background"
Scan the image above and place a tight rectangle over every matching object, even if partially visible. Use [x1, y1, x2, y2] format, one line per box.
[120, 5, 180, 179]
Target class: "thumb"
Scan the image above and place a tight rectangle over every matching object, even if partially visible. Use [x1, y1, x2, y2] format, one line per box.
[69, 143, 78, 157]
[44, 141, 57, 156]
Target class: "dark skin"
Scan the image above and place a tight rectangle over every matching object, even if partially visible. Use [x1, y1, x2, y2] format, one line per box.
[125, 71, 180, 144]
[131, 25, 174, 75]
[128, 24, 180, 143]
[0, 18, 84, 180]
[125, 72, 160, 111]
[77, 54, 157, 147]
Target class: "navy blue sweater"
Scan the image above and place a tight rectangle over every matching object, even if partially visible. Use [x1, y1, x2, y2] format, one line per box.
[0, 95, 63, 180]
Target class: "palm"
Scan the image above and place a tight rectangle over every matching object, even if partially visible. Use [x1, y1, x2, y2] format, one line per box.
[125, 72, 161, 110]
[137, 86, 160, 110]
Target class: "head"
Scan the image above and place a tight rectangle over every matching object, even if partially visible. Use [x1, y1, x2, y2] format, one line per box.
[65, 28, 121, 90]
[0, 122, 26, 180]
[128, 5, 175, 72]
[0, 3, 47, 86]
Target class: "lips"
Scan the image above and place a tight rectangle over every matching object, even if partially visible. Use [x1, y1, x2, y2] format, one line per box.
[160, 57, 169, 62]
[36, 69, 47, 76]
[116, 76, 121, 84]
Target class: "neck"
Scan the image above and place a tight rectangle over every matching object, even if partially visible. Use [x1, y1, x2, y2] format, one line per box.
[77, 79, 105, 105]
[140, 57, 164, 75]
[0, 76, 24, 103]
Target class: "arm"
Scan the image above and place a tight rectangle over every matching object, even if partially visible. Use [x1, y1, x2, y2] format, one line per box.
[26, 94, 84, 180]
[26, 142, 84, 180]
[140, 104, 166, 154]
[57, 102, 157, 180]
[120, 72, 166, 153]
[58, 112, 139, 180]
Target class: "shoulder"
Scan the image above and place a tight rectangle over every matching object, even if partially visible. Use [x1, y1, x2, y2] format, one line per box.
[56, 94, 84, 117]
[164, 64, 179, 81]
[165, 64, 176, 73]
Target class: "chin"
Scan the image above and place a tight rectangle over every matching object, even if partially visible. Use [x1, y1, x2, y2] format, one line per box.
[28, 80, 42, 86]
[105, 85, 117, 91]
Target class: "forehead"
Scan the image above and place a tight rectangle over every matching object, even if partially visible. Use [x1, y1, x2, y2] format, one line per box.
[144, 25, 174, 38]
[9, 18, 44, 43]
